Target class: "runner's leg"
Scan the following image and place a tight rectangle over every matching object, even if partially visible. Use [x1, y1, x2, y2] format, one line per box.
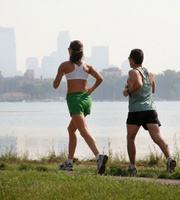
[127, 124, 140, 165]
[67, 119, 77, 159]
[147, 124, 170, 158]
[71, 114, 99, 156]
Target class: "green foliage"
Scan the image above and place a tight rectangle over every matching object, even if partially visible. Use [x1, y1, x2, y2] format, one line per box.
[2, 69, 180, 101]
[155, 70, 180, 100]
[0, 147, 29, 163]
[0, 162, 7, 170]
[35, 165, 49, 172]
[107, 166, 127, 176]
[18, 163, 34, 171]
[23, 69, 180, 101]
[0, 148, 20, 162]
[173, 134, 180, 164]
[146, 146, 165, 166]
[158, 170, 180, 179]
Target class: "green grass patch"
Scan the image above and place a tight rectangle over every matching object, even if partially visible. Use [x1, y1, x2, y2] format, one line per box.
[0, 163, 179, 200]
[0, 142, 179, 199]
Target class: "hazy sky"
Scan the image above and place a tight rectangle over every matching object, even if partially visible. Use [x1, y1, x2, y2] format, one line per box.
[1, 0, 180, 74]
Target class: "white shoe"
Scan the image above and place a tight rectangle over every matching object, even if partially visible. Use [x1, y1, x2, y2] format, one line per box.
[127, 165, 138, 174]
[59, 160, 73, 171]
[166, 158, 176, 173]
[97, 155, 108, 175]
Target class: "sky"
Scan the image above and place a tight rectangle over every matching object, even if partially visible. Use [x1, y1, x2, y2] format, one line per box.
[1, 0, 180, 74]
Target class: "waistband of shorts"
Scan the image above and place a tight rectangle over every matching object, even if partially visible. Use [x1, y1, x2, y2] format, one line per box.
[67, 90, 88, 97]
[128, 110, 156, 114]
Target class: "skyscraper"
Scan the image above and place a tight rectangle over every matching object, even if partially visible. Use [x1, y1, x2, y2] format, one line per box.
[121, 59, 130, 76]
[57, 31, 70, 64]
[90, 46, 109, 71]
[26, 57, 40, 78]
[41, 52, 57, 78]
[41, 31, 70, 78]
[0, 27, 17, 77]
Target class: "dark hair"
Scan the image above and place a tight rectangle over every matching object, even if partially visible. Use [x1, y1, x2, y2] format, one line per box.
[129, 49, 144, 65]
[69, 40, 84, 63]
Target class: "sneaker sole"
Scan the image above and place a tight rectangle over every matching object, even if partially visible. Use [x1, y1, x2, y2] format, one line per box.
[58, 165, 74, 171]
[167, 160, 176, 173]
[170, 160, 176, 172]
[59, 168, 74, 171]
[98, 155, 108, 175]
[127, 169, 138, 174]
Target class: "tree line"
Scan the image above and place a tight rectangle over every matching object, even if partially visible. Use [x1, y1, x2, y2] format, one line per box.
[20, 69, 180, 101]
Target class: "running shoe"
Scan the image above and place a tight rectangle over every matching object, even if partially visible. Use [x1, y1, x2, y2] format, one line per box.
[127, 165, 138, 174]
[166, 158, 176, 173]
[59, 160, 73, 171]
[97, 154, 108, 175]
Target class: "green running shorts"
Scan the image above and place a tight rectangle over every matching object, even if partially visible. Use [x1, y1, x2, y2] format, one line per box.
[66, 91, 92, 115]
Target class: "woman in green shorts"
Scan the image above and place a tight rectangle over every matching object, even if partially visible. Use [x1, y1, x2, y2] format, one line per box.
[53, 40, 108, 174]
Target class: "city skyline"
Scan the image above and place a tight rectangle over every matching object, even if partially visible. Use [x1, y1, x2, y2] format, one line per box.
[0, 28, 122, 78]
[1, 0, 180, 75]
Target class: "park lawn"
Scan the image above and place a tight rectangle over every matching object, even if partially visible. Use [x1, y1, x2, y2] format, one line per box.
[0, 163, 180, 200]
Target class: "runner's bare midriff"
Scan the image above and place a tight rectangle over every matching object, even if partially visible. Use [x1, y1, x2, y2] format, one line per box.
[67, 79, 88, 93]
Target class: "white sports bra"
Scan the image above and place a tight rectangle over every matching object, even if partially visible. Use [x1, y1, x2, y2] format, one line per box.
[65, 63, 89, 80]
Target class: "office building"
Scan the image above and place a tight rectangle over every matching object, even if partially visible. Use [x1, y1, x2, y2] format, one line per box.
[90, 46, 109, 71]
[57, 31, 70, 64]
[40, 31, 70, 78]
[26, 57, 40, 78]
[0, 27, 16, 77]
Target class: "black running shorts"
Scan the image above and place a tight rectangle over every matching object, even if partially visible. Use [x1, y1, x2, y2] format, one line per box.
[126, 110, 161, 130]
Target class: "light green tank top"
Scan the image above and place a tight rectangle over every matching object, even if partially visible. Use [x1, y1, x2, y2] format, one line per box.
[128, 67, 156, 112]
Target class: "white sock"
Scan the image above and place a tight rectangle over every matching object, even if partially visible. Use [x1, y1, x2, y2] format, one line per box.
[96, 153, 100, 160]
[67, 158, 73, 164]
[166, 157, 173, 162]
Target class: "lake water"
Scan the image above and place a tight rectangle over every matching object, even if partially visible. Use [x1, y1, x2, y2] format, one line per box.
[0, 101, 180, 160]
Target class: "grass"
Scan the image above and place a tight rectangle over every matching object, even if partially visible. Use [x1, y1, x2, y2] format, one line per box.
[0, 163, 180, 200]
[0, 143, 179, 200]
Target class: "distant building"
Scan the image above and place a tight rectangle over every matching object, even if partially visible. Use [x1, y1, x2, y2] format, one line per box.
[57, 31, 70, 64]
[121, 59, 130, 76]
[41, 52, 57, 79]
[26, 57, 41, 78]
[90, 46, 109, 71]
[41, 31, 70, 78]
[0, 71, 3, 78]
[24, 69, 34, 79]
[101, 67, 121, 77]
[0, 27, 17, 77]
[0, 71, 4, 94]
